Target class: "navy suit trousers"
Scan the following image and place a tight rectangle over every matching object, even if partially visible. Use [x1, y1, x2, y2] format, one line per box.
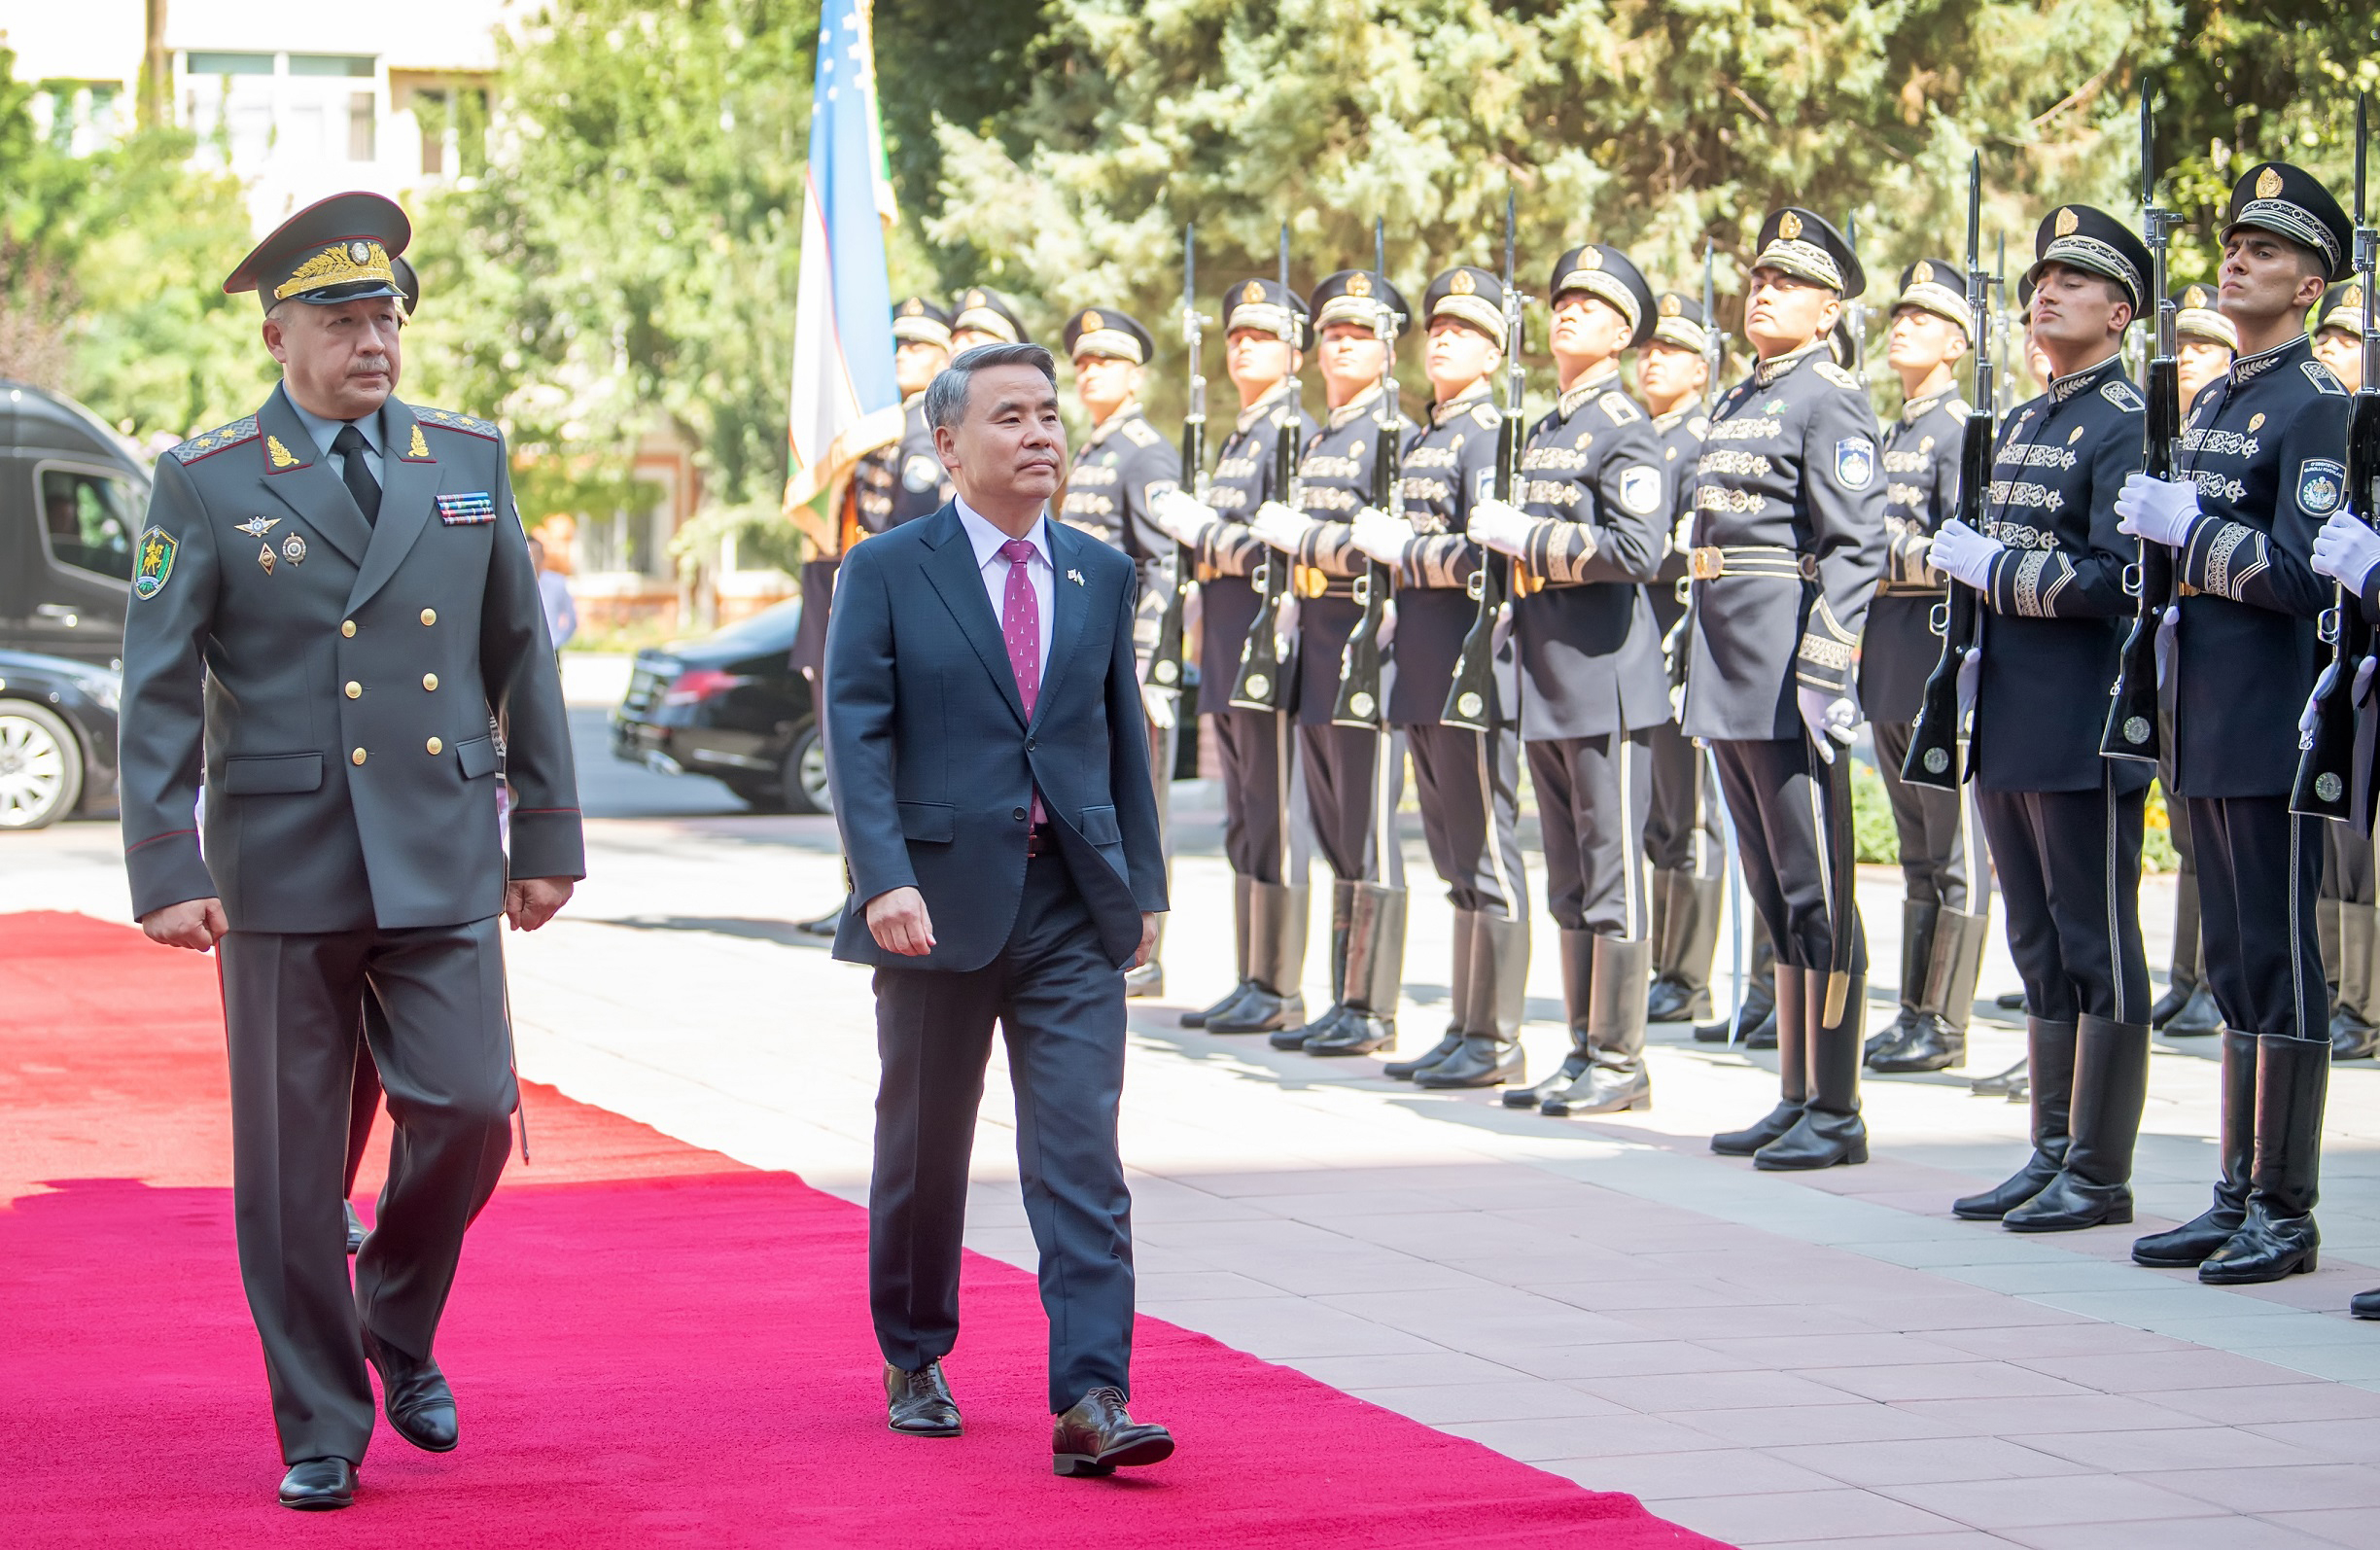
[867, 853, 1135, 1412]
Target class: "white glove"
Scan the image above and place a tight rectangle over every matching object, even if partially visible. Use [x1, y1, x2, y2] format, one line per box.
[2114, 472, 2202, 548]
[1150, 488, 1219, 547]
[1928, 519, 2004, 592]
[1348, 505, 1412, 566]
[2153, 603, 2180, 688]
[1466, 498, 1533, 558]
[1956, 647, 1981, 718]
[1248, 500, 1314, 553]
[2311, 513, 2380, 595]
[1140, 683, 1178, 730]
[1797, 686, 1861, 763]
[2303, 654, 2380, 738]
[1375, 596, 1398, 650]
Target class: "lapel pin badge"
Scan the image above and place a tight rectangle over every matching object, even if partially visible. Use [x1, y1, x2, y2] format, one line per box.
[1067, 568, 1086, 586]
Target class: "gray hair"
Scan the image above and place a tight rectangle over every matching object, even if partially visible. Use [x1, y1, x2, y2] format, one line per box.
[923, 342, 1057, 433]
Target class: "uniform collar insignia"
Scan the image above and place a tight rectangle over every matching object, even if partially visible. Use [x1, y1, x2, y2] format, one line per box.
[1558, 362, 1624, 418]
[1084, 401, 1144, 448]
[1432, 377, 1491, 426]
[1329, 381, 1385, 431]
[2230, 332, 2305, 384]
[2048, 350, 2121, 402]
[1754, 339, 1827, 388]
[1236, 378, 1295, 434]
[1902, 391, 1943, 422]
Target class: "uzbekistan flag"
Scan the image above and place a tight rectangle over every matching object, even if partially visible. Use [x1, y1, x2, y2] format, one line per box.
[782, 0, 901, 542]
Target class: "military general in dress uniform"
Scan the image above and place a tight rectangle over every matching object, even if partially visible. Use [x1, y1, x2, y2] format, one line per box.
[120, 193, 582, 1510]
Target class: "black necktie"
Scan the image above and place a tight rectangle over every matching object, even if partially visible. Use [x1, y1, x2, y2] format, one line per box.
[332, 423, 381, 526]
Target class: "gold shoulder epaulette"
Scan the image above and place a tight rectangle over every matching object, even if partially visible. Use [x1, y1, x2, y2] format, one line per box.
[414, 405, 502, 440]
[1470, 402, 1501, 430]
[1597, 391, 1642, 426]
[168, 416, 261, 465]
[1814, 362, 1863, 391]
[1120, 416, 1161, 447]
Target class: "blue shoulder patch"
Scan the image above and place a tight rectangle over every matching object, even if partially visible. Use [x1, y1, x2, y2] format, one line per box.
[168, 416, 260, 465]
[2299, 458, 2347, 517]
[414, 405, 502, 440]
[1834, 437, 1876, 491]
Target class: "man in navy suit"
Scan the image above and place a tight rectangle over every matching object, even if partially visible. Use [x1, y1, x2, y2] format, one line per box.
[824, 341, 1175, 1477]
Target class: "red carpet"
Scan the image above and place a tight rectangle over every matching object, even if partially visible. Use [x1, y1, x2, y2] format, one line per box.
[0, 911, 1724, 1547]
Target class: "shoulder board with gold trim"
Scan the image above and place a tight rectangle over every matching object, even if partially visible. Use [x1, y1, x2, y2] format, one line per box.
[168, 416, 260, 465]
[2100, 380, 2145, 412]
[2303, 361, 2346, 397]
[1596, 391, 1642, 426]
[1814, 362, 1863, 392]
[1119, 415, 1161, 447]
[1469, 402, 1501, 430]
[413, 405, 503, 440]
[1944, 399, 1973, 423]
[1686, 415, 1710, 440]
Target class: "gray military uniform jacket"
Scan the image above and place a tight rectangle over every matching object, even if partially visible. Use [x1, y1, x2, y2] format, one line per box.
[120, 384, 584, 933]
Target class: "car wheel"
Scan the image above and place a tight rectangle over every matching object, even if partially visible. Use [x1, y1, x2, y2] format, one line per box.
[0, 701, 84, 830]
[781, 722, 831, 815]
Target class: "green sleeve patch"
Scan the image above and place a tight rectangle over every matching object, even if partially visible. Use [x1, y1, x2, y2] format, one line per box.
[133, 528, 178, 600]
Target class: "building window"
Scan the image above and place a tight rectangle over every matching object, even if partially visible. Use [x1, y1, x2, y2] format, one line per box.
[186, 52, 273, 76]
[415, 88, 446, 176]
[349, 92, 375, 160]
[289, 54, 375, 78]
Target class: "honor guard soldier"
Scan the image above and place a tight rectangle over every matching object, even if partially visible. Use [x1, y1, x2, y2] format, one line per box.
[119, 194, 582, 1508]
[1634, 294, 1737, 1036]
[2127, 164, 2355, 1285]
[1061, 305, 1185, 995]
[793, 297, 953, 937]
[2307, 278, 2376, 1061]
[2177, 283, 2240, 409]
[1862, 259, 1994, 1074]
[1326, 264, 1535, 1086]
[1243, 267, 1418, 1060]
[1928, 206, 2154, 1231]
[1148, 279, 1317, 1035]
[1470, 245, 1669, 1113]
[950, 286, 1031, 351]
[1685, 207, 1886, 1170]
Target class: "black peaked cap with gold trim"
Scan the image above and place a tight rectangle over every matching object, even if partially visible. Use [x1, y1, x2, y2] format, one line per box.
[2028, 204, 2152, 314]
[2317, 279, 2369, 339]
[2174, 283, 2237, 350]
[1063, 306, 1156, 365]
[1548, 245, 1655, 348]
[1310, 269, 1411, 335]
[893, 296, 954, 349]
[224, 191, 410, 311]
[1891, 259, 1971, 338]
[1423, 265, 1506, 341]
[1222, 277, 1311, 348]
[2222, 162, 2352, 284]
[950, 287, 1030, 344]
[391, 255, 420, 321]
[1751, 207, 1865, 299]
[1647, 292, 1711, 355]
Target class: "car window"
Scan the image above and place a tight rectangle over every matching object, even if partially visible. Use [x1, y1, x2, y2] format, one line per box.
[39, 467, 139, 583]
[694, 595, 804, 653]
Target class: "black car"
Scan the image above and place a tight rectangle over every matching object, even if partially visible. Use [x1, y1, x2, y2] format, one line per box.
[0, 648, 122, 828]
[0, 379, 153, 668]
[611, 597, 829, 813]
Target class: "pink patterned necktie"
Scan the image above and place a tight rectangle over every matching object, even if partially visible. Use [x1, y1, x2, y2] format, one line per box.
[999, 538, 1045, 826]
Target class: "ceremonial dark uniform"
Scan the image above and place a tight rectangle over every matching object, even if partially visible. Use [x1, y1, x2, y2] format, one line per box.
[1862, 265, 1994, 1072]
[2135, 162, 2355, 1288]
[118, 192, 581, 1495]
[1495, 247, 1676, 1112]
[2311, 279, 2375, 1058]
[1685, 207, 1884, 1171]
[1185, 366, 1317, 1034]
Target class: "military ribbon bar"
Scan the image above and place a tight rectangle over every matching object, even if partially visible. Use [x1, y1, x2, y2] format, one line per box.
[436, 493, 498, 525]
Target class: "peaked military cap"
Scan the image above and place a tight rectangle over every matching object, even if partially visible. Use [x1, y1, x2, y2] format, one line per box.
[391, 255, 420, 322]
[950, 287, 1030, 344]
[1548, 244, 1656, 347]
[1891, 258, 1972, 338]
[1750, 207, 1865, 298]
[2317, 279, 2368, 339]
[2174, 283, 2238, 351]
[1221, 277, 1311, 348]
[1423, 265, 1506, 340]
[224, 191, 410, 311]
[1311, 269, 1411, 335]
[1063, 306, 1155, 365]
[2028, 204, 2152, 313]
[2222, 162, 2352, 283]
[892, 296, 954, 350]
[1647, 291, 1711, 356]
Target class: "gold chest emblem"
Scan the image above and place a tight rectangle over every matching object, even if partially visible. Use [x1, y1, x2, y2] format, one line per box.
[409, 424, 430, 460]
[2248, 412, 2265, 432]
[266, 436, 299, 469]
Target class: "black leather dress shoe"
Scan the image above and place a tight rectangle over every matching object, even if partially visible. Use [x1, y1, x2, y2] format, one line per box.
[1644, 976, 1711, 1024]
[1052, 1386, 1174, 1476]
[794, 903, 844, 938]
[1180, 980, 1253, 1030]
[344, 1201, 366, 1256]
[361, 1326, 457, 1452]
[886, 1360, 962, 1436]
[278, 1457, 357, 1510]
[2352, 1286, 2380, 1320]
[1384, 1032, 1462, 1080]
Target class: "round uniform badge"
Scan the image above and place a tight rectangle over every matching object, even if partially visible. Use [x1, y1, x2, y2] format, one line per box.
[1348, 690, 1376, 720]
[2123, 716, 2151, 746]
[2318, 773, 2345, 803]
[1152, 659, 1179, 686]
[1923, 748, 1949, 774]
[1457, 691, 1485, 720]
[1243, 673, 1270, 699]
[282, 534, 307, 565]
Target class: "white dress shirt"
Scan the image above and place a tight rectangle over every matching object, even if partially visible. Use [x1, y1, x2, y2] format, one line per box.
[955, 496, 1055, 675]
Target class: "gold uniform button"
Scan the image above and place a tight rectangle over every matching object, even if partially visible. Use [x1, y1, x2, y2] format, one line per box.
[351, 748, 368, 766]
[426, 736, 443, 756]
[422, 673, 438, 691]
[344, 681, 362, 699]
[420, 608, 437, 626]
[341, 620, 357, 638]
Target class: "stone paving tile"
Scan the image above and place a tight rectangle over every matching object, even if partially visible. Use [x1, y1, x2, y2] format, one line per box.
[2238, 1414, 2380, 1462]
[1888, 1392, 2211, 1434]
[1523, 1277, 1783, 1313]
[1131, 1295, 1441, 1359]
[1345, 1378, 1628, 1425]
[2011, 1347, 2328, 1392]
[1921, 1322, 2204, 1359]
[1696, 1330, 1985, 1368]
[1438, 1413, 1720, 1461]
[2018, 1425, 2324, 1472]
[1515, 1341, 1767, 1379]
[1757, 1537, 2024, 1550]
[1131, 1268, 1284, 1301]
[1678, 1400, 1969, 1447]
[1223, 1249, 1487, 1297]
[2131, 1462, 2380, 1514]
[1643, 1487, 1976, 1544]
[2151, 1381, 2380, 1424]
[1999, 1519, 2345, 1550]
[1802, 1359, 2093, 1402]
[1535, 1446, 1842, 1501]
[1876, 1472, 2227, 1529]
[1313, 1286, 1647, 1349]
[1281, 1351, 1521, 1389]
[1574, 1368, 1870, 1415]
[1762, 1435, 2094, 1487]
[1606, 1300, 1880, 1341]
[2266, 1508, 2380, 1549]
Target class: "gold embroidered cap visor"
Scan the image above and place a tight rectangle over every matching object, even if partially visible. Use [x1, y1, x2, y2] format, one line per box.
[2026, 204, 2151, 314]
[223, 191, 411, 311]
[1891, 260, 1973, 339]
[1063, 307, 1154, 365]
[1311, 270, 1410, 335]
[2317, 281, 2366, 340]
[2177, 292, 2240, 351]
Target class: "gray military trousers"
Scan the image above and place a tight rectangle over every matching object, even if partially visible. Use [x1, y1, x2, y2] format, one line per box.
[218, 917, 516, 1464]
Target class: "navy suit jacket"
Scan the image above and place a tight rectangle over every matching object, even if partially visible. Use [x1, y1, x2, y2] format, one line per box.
[824, 501, 1168, 971]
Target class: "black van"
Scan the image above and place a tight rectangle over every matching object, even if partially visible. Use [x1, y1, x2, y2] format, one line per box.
[0, 379, 152, 669]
